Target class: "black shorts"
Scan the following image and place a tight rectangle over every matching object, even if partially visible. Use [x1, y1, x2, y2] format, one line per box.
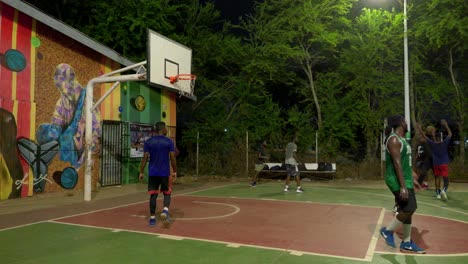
[285, 164, 299, 177]
[392, 188, 417, 212]
[416, 161, 432, 176]
[148, 176, 171, 194]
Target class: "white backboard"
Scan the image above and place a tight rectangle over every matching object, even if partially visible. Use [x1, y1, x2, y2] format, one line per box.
[147, 29, 193, 96]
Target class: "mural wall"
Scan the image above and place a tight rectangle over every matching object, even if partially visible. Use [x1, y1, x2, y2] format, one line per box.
[0, 3, 121, 199]
[0, 2, 179, 199]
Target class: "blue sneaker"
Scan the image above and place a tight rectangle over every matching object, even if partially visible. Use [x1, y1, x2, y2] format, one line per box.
[400, 240, 426, 254]
[380, 227, 396, 248]
[160, 210, 171, 223]
[149, 218, 156, 226]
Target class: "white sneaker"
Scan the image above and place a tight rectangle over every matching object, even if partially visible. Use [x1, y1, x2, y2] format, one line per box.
[296, 187, 304, 193]
[440, 190, 448, 200]
[436, 194, 441, 199]
[284, 187, 289, 192]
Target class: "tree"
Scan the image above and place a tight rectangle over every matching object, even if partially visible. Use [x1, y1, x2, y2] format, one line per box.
[239, 0, 357, 131]
[412, 0, 467, 160]
[338, 8, 405, 159]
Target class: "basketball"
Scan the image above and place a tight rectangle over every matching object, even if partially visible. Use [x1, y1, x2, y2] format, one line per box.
[134, 95, 146, 111]
[425, 126, 436, 135]
[61, 167, 78, 189]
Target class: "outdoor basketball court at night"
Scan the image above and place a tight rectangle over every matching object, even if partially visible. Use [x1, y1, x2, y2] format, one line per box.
[1, 181, 468, 264]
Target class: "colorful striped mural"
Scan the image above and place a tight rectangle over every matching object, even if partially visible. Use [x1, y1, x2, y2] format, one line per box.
[99, 59, 121, 121]
[0, 2, 180, 199]
[0, 3, 36, 197]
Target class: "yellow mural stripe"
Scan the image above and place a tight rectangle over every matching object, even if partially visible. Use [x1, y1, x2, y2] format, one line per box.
[100, 61, 108, 120]
[106, 59, 113, 120]
[26, 20, 37, 197]
[28, 103, 36, 196]
[111, 60, 120, 120]
[30, 19, 36, 104]
[10, 9, 18, 101]
[161, 90, 169, 123]
[12, 99, 18, 126]
[99, 59, 121, 121]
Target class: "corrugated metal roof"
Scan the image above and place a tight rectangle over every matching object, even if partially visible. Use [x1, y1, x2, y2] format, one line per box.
[2, 0, 135, 66]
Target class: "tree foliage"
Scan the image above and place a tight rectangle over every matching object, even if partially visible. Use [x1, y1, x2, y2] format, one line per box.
[24, 0, 466, 174]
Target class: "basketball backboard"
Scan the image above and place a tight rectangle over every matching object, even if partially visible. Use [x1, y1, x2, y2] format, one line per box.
[147, 29, 195, 99]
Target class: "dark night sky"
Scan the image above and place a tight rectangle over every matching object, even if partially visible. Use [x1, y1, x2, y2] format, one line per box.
[210, 0, 257, 23]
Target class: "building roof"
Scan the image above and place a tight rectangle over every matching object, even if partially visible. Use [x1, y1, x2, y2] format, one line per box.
[2, 0, 135, 67]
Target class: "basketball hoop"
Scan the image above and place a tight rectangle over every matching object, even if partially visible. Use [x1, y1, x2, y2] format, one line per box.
[169, 74, 196, 98]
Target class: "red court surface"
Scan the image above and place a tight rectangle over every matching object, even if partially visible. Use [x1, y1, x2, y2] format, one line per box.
[376, 213, 468, 254]
[53, 195, 468, 260]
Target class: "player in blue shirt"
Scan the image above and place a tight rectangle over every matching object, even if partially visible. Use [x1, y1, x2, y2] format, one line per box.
[139, 122, 177, 225]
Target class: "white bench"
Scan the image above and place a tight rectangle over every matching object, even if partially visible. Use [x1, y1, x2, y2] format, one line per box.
[260, 162, 336, 180]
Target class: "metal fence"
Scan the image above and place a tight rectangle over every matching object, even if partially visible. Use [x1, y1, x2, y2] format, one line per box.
[100, 120, 124, 186]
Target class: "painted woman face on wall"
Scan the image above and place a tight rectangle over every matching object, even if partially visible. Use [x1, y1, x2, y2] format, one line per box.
[53, 63, 81, 101]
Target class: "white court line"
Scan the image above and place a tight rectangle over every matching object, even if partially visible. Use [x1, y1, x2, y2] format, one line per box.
[364, 208, 385, 262]
[310, 186, 468, 217]
[192, 193, 386, 209]
[4, 182, 468, 260]
[46, 220, 372, 262]
[0, 183, 238, 232]
[374, 251, 468, 257]
[173, 201, 240, 220]
[49, 183, 239, 221]
[0, 221, 48, 232]
[129, 201, 240, 221]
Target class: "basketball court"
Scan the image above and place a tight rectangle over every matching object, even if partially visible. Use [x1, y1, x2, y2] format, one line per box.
[2, 29, 467, 264]
[1, 181, 468, 264]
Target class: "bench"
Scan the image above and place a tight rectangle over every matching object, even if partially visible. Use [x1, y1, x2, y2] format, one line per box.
[258, 162, 336, 180]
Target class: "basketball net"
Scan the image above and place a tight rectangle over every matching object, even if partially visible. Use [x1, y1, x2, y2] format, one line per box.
[169, 74, 196, 98]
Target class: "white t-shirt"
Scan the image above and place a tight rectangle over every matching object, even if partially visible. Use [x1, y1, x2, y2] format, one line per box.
[285, 142, 297, 165]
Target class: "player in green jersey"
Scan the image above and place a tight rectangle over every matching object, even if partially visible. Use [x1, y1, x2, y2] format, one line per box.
[380, 115, 426, 254]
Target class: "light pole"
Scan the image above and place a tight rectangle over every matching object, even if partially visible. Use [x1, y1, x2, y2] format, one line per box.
[370, 0, 411, 139]
[403, 0, 410, 140]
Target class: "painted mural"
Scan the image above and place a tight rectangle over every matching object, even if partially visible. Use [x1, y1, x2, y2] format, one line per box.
[0, 3, 109, 199]
[0, 108, 24, 199]
[0, 2, 179, 199]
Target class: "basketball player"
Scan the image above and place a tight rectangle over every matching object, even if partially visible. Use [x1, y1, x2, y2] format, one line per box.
[380, 115, 425, 254]
[139, 122, 177, 226]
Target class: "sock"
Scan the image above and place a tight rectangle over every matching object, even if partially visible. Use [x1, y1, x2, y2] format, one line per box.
[150, 216, 156, 219]
[386, 216, 402, 232]
[402, 224, 411, 242]
[163, 206, 169, 212]
[443, 177, 449, 191]
[285, 185, 289, 189]
[150, 194, 158, 215]
[163, 194, 171, 208]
